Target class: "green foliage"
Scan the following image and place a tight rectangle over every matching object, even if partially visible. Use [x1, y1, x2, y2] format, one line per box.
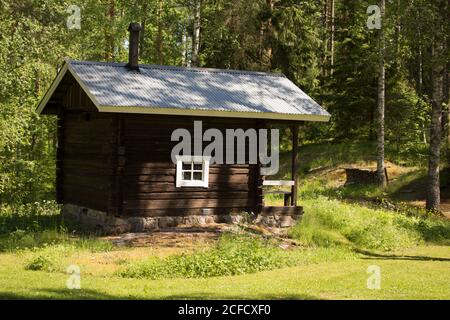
[0, 200, 112, 251]
[24, 254, 55, 272]
[289, 197, 450, 251]
[118, 234, 285, 279]
[0, 227, 113, 253]
[0, 200, 60, 234]
[0, 0, 445, 206]
[118, 233, 356, 279]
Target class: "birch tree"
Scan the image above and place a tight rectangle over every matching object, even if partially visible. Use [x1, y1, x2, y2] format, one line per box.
[376, 0, 387, 186]
[426, 0, 446, 211]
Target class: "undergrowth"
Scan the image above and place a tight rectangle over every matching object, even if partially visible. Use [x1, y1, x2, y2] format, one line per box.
[0, 201, 112, 252]
[289, 197, 450, 251]
[117, 233, 355, 279]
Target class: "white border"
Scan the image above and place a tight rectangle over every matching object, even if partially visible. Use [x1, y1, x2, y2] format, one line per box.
[175, 155, 211, 188]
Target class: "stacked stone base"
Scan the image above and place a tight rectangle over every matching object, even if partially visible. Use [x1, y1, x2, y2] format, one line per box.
[61, 204, 301, 235]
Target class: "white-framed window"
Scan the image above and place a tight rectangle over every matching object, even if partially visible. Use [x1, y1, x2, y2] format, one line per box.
[175, 155, 210, 188]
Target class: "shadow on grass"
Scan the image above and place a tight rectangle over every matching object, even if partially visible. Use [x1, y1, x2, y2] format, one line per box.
[0, 289, 121, 300]
[388, 168, 450, 204]
[356, 249, 450, 262]
[162, 293, 322, 300]
[0, 289, 322, 300]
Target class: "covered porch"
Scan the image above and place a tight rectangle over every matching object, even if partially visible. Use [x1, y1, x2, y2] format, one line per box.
[257, 124, 303, 227]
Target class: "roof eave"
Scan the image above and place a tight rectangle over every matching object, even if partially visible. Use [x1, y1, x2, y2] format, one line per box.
[97, 105, 331, 122]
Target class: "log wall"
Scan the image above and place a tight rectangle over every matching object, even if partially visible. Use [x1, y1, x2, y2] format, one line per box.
[59, 112, 114, 212]
[120, 115, 261, 217]
[58, 79, 263, 217]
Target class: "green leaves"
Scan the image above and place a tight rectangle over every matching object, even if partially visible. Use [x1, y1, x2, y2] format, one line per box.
[118, 234, 286, 279]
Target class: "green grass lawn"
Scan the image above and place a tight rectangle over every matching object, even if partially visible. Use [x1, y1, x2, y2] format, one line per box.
[0, 141, 448, 300]
[0, 245, 448, 299]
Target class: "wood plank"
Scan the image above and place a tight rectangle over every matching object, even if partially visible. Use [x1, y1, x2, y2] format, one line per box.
[123, 191, 250, 200]
[122, 173, 251, 184]
[291, 124, 299, 206]
[121, 182, 251, 193]
[261, 206, 303, 216]
[124, 198, 255, 210]
[263, 180, 295, 186]
[123, 207, 251, 217]
[63, 173, 111, 187]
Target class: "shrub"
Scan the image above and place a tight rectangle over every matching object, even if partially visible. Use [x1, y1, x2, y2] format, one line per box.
[118, 234, 287, 279]
[24, 254, 55, 272]
[0, 201, 113, 252]
[0, 201, 61, 235]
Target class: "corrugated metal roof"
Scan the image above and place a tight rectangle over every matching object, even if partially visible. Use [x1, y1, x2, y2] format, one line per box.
[40, 59, 330, 121]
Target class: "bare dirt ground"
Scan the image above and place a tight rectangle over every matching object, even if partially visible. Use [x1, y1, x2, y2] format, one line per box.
[101, 223, 296, 251]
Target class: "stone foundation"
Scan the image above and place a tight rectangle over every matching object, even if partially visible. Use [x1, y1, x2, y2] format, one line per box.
[61, 203, 301, 235]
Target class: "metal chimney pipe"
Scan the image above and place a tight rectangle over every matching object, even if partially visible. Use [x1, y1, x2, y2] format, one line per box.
[127, 22, 141, 70]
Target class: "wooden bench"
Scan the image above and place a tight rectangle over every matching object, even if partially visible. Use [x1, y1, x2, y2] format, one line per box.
[262, 180, 295, 206]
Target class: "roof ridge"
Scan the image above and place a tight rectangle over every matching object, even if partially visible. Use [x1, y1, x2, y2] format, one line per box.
[67, 59, 286, 78]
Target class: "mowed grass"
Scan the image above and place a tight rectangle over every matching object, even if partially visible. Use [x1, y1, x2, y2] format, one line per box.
[0, 141, 448, 300]
[0, 245, 448, 299]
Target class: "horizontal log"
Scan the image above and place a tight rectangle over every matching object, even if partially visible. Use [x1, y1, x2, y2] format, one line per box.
[123, 167, 252, 176]
[63, 173, 111, 187]
[261, 206, 303, 216]
[64, 147, 112, 157]
[123, 207, 252, 217]
[63, 164, 114, 175]
[121, 182, 251, 193]
[123, 191, 250, 200]
[64, 185, 109, 200]
[62, 159, 114, 170]
[124, 198, 255, 210]
[63, 179, 111, 192]
[122, 173, 251, 184]
[60, 154, 112, 164]
[64, 132, 113, 143]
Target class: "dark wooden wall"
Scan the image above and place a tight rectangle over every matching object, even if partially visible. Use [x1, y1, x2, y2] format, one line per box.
[58, 79, 263, 217]
[57, 79, 113, 212]
[120, 115, 262, 217]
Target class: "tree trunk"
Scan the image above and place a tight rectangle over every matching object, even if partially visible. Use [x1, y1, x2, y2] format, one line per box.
[156, 0, 164, 65]
[426, 0, 446, 211]
[105, 0, 115, 61]
[322, 0, 329, 77]
[330, 0, 335, 75]
[260, 0, 274, 70]
[191, 0, 201, 67]
[182, 29, 188, 66]
[376, 0, 387, 187]
[444, 0, 450, 155]
[139, 2, 148, 59]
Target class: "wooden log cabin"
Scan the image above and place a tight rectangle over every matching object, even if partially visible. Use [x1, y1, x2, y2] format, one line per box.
[36, 23, 330, 233]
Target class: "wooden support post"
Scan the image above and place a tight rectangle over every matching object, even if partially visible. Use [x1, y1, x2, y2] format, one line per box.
[254, 120, 264, 214]
[291, 124, 299, 206]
